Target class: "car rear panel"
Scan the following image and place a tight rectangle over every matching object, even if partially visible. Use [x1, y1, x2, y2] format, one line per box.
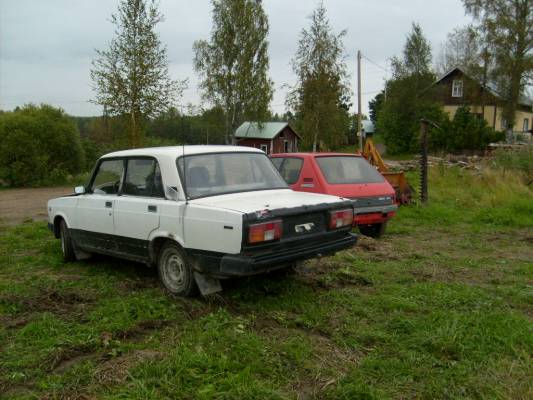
[281, 211, 327, 239]
[351, 195, 395, 207]
[241, 199, 354, 252]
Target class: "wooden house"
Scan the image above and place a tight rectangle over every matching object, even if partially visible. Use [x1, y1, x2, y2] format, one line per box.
[434, 67, 533, 134]
[235, 122, 300, 154]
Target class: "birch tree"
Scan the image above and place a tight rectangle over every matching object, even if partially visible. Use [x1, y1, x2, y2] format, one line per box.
[288, 2, 350, 151]
[193, 0, 273, 144]
[91, 0, 186, 147]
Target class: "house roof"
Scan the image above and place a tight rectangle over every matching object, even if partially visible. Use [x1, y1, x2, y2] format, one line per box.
[235, 122, 301, 140]
[435, 67, 533, 107]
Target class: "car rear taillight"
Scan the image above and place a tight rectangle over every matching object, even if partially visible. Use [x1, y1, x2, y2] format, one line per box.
[329, 209, 353, 229]
[248, 220, 282, 244]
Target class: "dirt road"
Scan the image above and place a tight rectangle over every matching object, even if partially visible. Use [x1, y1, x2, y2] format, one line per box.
[0, 187, 72, 226]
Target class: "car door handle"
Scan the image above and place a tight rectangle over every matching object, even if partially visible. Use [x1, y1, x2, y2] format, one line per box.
[105, 201, 112, 208]
[148, 205, 157, 213]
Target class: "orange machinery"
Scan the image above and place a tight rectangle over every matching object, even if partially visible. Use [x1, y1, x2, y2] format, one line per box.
[362, 138, 412, 204]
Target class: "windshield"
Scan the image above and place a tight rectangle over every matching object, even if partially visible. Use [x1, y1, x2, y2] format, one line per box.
[177, 152, 288, 199]
[316, 156, 385, 184]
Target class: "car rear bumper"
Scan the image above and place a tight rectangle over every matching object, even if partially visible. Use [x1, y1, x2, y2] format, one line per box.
[353, 204, 397, 226]
[194, 232, 357, 277]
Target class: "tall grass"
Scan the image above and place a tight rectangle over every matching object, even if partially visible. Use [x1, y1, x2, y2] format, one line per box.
[399, 165, 533, 229]
[491, 146, 533, 185]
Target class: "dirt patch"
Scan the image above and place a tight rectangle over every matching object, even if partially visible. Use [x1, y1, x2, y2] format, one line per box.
[0, 186, 73, 226]
[1, 288, 96, 323]
[0, 382, 36, 399]
[118, 277, 159, 292]
[112, 319, 169, 342]
[292, 259, 374, 291]
[0, 315, 30, 329]
[351, 235, 402, 261]
[252, 316, 360, 398]
[52, 351, 98, 374]
[94, 349, 164, 385]
[46, 344, 98, 373]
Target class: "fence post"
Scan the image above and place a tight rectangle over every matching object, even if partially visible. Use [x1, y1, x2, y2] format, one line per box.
[419, 119, 429, 204]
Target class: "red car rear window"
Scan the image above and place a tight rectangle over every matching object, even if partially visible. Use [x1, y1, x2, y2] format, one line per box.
[316, 156, 384, 184]
[271, 157, 303, 184]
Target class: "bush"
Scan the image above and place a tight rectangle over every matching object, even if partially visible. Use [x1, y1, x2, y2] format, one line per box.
[430, 106, 505, 153]
[81, 138, 104, 172]
[0, 104, 86, 187]
[376, 74, 446, 155]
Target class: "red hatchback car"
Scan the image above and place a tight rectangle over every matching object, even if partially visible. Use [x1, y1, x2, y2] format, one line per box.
[271, 153, 397, 237]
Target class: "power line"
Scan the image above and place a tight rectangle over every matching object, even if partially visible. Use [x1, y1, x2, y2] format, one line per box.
[361, 54, 389, 73]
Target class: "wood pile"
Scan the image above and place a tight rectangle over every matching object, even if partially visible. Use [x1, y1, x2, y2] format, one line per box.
[388, 155, 485, 172]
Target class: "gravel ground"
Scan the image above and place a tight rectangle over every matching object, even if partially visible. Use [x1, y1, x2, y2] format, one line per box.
[0, 187, 72, 226]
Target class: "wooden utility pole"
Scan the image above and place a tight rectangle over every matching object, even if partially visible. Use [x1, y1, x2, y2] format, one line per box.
[357, 50, 363, 152]
[481, 47, 489, 121]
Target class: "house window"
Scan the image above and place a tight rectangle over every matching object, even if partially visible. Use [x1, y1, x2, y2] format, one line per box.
[452, 80, 463, 97]
[523, 118, 529, 132]
[260, 144, 268, 154]
[284, 140, 291, 152]
[501, 118, 509, 130]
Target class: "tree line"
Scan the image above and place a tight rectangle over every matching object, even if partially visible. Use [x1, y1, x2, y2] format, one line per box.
[89, 0, 352, 152]
[1, 0, 531, 186]
[371, 0, 532, 154]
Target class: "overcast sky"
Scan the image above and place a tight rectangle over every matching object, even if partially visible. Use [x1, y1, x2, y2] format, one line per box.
[0, 0, 471, 117]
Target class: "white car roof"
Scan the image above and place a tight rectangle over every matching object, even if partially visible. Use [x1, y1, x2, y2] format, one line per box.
[102, 145, 263, 159]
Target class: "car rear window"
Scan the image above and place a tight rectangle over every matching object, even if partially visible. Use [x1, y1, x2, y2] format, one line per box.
[177, 152, 288, 199]
[315, 156, 385, 184]
[271, 157, 303, 185]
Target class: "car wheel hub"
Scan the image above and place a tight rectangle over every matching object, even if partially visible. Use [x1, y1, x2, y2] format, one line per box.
[164, 253, 186, 291]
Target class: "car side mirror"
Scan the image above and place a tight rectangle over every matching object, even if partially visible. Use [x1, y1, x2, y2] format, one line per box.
[74, 186, 86, 195]
[165, 186, 180, 201]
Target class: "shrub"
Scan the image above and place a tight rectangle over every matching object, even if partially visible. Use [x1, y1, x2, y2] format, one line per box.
[430, 106, 505, 153]
[0, 104, 85, 187]
[81, 138, 104, 172]
[376, 73, 446, 155]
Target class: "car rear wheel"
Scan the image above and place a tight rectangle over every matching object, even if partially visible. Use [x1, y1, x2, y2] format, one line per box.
[59, 220, 76, 262]
[359, 223, 386, 238]
[157, 243, 197, 296]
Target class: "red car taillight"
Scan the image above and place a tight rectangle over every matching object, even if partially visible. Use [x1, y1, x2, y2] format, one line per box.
[329, 209, 353, 229]
[248, 220, 282, 244]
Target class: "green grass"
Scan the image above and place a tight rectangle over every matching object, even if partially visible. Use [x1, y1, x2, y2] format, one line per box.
[0, 166, 532, 399]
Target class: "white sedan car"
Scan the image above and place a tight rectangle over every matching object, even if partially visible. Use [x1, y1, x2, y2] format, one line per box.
[48, 145, 357, 296]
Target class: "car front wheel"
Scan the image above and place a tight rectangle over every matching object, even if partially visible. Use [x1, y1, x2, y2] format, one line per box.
[157, 243, 197, 296]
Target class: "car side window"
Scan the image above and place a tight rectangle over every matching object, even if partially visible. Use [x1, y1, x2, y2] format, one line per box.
[123, 158, 165, 198]
[91, 159, 124, 195]
[272, 157, 303, 185]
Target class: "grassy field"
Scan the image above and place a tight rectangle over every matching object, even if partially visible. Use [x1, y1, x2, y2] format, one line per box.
[1, 167, 532, 399]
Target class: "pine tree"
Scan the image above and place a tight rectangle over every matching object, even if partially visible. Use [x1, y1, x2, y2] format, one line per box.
[377, 23, 443, 154]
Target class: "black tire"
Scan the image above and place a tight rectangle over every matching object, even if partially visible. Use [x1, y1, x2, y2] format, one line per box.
[359, 222, 386, 238]
[59, 220, 76, 262]
[157, 242, 197, 296]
